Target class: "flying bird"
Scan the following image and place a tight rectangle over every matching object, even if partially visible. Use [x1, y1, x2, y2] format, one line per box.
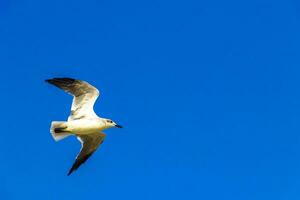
[46, 78, 122, 175]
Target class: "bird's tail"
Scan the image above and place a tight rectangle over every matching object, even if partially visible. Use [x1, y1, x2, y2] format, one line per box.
[50, 121, 71, 141]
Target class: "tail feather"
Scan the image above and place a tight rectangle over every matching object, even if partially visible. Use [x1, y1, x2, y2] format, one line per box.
[50, 121, 71, 141]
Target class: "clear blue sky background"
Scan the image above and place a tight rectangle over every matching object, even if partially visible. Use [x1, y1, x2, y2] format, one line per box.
[0, 0, 300, 199]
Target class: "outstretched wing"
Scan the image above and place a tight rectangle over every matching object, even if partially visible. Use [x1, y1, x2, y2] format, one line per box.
[45, 77, 100, 120]
[67, 133, 106, 176]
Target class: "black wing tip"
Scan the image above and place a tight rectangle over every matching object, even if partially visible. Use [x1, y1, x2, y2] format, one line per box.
[45, 79, 52, 83]
[67, 169, 73, 176]
[67, 164, 77, 176]
[67, 153, 93, 176]
[45, 77, 76, 84]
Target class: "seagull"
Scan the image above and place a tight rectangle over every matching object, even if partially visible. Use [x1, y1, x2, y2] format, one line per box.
[45, 78, 122, 175]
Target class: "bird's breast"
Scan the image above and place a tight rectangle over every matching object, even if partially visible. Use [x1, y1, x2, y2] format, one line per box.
[66, 119, 104, 134]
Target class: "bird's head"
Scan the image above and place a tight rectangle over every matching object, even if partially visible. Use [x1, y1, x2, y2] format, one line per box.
[104, 118, 123, 129]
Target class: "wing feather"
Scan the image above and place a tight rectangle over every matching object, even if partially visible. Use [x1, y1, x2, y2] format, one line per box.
[67, 133, 106, 176]
[45, 78, 100, 120]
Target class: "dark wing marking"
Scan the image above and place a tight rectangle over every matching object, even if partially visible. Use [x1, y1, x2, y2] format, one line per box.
[67, 133, 106, 176]
[45, 78, 100, 120]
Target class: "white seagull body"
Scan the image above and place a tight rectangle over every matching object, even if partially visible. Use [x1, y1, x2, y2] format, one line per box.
[46, 78, 122, 175]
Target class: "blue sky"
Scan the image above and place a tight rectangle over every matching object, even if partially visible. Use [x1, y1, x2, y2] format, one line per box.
[1, 0, 300, 199]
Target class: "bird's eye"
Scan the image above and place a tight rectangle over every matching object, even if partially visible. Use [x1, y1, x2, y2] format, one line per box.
[107, 120, 113, 123]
